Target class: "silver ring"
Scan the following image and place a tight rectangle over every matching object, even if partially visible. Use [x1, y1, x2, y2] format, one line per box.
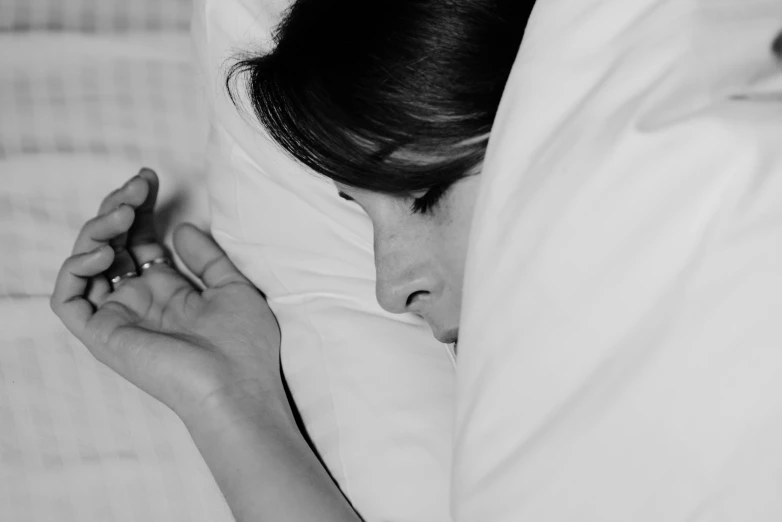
[139, 256, 172, 273]
[110, 271, 138, 288]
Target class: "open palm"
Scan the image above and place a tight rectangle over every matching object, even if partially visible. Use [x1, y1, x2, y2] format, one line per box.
[51, 169, 281, 422]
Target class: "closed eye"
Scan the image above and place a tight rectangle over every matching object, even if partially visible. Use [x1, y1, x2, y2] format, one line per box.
[410, 184, 449, 215]
[337, 191, 354, 202]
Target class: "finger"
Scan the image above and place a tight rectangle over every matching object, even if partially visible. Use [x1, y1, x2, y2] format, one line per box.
[51, 244, 115, 337]
[70, 204, 133, 301]
[96, 170, 154, 283]
[97, 169, 152, 216]
[122, 168, 172, 270]
[106, 228, 139, 286]
[173, 223, 251, 289]
[93, 168, 167, 283]
[127, 167, 160, 247]
[71, 204, 135, 256]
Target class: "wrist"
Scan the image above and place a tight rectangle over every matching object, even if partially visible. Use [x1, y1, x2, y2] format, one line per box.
[178, 379, 361, 522]
[181, 379, 297, 438]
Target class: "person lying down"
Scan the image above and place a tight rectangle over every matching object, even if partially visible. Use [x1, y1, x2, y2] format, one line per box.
[52, 0, 782, 520]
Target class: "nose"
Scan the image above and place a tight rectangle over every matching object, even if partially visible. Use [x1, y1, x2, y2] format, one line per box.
[375, 274, 433, 315]
[374, 245, 439, 316]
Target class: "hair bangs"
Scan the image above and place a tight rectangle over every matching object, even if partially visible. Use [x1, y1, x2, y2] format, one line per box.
[226, 0, 532, 194]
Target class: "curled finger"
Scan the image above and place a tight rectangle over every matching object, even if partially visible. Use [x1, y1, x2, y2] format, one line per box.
[91, 169, 155, 285]
[97, 170, 152, 216]
[51, 245, 115, 338]
[125, 168, 169, 268]
[71, 204, 135, 256]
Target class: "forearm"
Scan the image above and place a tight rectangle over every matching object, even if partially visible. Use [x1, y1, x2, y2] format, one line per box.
[184, 386, 362, 522]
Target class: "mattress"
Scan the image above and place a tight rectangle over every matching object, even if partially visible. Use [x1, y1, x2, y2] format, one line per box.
[0, 5, 232, 520]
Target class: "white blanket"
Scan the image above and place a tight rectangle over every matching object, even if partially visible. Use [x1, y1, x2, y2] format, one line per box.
[455, 1, 782, 520]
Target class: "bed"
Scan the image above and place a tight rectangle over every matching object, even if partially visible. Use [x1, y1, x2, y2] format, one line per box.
[5, 1, 781, 521]
[0, 2, 237, 520]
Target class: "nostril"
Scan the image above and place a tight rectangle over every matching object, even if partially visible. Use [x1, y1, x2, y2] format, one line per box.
[406, 290, 428, 308]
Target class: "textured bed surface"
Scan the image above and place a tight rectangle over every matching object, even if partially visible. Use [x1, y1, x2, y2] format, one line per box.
[0, 298, 231, 522]
[0, 2, 233, 520]
[0, 32, 209, 296]
[0, 0, 191, 32]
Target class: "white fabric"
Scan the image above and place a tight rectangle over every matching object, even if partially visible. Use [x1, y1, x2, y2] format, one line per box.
[0, 28, 208, 296]
[0, 296, 231, 522]
[455, 1, 782, 521]
[0, 11, 232, 521]
[0, 0, 191, 31]
[192, 1, 455, 521]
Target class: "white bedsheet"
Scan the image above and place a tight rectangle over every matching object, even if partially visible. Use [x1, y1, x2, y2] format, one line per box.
[0, 297, 231, 522]
[0, 26, 229, 522]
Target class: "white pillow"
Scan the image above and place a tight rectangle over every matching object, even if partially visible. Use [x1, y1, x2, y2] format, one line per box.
[455, 1, 782, 521]
[191, 1, 456, 521]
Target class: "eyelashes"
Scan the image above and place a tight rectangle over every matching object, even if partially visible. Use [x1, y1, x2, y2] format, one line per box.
[338, 185, 451, 215]
[409, 184, 449, 215]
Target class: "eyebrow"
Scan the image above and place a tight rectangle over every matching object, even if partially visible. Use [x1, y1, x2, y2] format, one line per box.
[337, 191, 354, 202]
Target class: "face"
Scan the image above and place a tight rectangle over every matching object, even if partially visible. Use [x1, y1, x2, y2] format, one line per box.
[335, 174, 482, 346]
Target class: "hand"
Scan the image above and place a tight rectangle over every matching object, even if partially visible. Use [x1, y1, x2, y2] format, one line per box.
[51, 168, 284, 425]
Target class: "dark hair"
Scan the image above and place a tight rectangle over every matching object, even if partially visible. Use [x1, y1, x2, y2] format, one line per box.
[226, 0, 532, 194]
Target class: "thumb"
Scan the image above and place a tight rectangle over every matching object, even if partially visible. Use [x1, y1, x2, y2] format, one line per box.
[173, 223, 250, 289]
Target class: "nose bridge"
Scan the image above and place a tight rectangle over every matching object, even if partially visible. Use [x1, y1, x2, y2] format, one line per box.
[373, 223, 431, 314]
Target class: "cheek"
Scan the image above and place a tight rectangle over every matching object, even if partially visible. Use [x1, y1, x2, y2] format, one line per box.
[369, 202, 437, 268]
[436, 177, 482, 292]
[365, 182, 479, 294]
[437, 216, 470, 294]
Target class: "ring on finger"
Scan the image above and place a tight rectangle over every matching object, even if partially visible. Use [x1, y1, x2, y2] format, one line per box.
[110, 271, 138, 289]
[139, 256, 172, 273]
